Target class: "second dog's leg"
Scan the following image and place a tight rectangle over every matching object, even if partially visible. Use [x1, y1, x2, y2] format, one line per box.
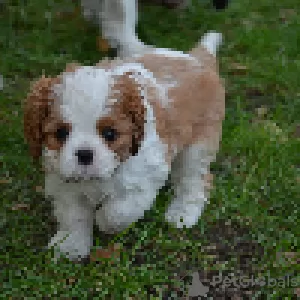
[100, 0, 146, 57]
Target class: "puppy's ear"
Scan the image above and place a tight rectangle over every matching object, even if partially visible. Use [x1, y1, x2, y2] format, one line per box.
[119, 72, 146, 156]
[23, 76, 60, 160]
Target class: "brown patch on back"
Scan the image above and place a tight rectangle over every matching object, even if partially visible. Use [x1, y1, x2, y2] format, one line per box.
[97, 72, 146, 161]
[134, 51, 225, 159]
[167, 70, 225, 150]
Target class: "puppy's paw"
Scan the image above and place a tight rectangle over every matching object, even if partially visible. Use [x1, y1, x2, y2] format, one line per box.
[48, 230, 91, 261]
[165, 201, 203, 228]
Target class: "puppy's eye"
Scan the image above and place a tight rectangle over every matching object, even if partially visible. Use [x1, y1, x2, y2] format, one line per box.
[55, 126, 69, 142]
[101, 127, 118, 142]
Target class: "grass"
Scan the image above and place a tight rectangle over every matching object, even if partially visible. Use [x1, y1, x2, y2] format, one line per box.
[0, 0, 299, 298]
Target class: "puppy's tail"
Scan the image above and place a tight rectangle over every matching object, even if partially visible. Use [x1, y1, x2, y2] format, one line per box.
[189, 31, 222, 68]
[200, 31, 222, 57]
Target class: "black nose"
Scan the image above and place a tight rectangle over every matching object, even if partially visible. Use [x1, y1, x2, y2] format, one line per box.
[75, 149, 94, 165]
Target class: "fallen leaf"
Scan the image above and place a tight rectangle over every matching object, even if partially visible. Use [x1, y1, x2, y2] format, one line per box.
[35, 185, 43, 193]
[66, 277, 77, 285]
[279, 9, 297, 22]
[246, 88, 264, 98]
[230, 63, 248, 70]
[277, 252, 299, 265]
[11, 203, 30, 211]
[293, 124, 300, 138]
[90, 243, 121, 262]
[255, 106, 268, 118]
[97, 36, 110, 52]
[228, 63, 248, 75]
[0, 178, 12, 184]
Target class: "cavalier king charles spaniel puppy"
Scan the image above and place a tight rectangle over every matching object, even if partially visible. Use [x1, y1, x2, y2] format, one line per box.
[24, 32, 225, 260]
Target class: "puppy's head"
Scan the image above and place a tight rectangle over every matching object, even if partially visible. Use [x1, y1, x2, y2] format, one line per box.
[24, 64, 146, 180]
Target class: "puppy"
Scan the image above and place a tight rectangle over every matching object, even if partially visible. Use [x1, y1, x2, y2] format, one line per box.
[24, 32, 225, 260]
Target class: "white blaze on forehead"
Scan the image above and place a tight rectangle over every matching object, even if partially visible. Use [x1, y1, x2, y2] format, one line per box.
[53, 66, 110, 128]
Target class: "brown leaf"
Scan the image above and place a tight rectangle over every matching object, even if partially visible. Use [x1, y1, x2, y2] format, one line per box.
[90, 244, 121, 262]
[293, 124, 300, 138]
[228, 63, 248, 75]
[246, 88, 264, 99]
[276, 252, 299, 265]
[11, 203, 30, 211]
[0, 178, 12, 184]
[97, 36, 110, 52]
[66, 277, 77, 285]
[279, 9, 297, 22]
[255, 106, 268, 118]
[35, 185, 44, 193]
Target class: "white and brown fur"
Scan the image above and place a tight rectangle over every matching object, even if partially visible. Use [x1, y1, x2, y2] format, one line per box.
[24, 32, 225, 260]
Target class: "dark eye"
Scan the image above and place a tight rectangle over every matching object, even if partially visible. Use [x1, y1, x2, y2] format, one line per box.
[55, 126, 69, 142]
[101, 127, 118, 142]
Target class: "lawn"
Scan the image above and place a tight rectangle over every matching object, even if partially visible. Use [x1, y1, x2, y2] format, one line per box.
[0, 0, 299, 298]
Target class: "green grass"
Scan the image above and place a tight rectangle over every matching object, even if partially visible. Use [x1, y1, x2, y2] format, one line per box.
[0, 0, 299, 298]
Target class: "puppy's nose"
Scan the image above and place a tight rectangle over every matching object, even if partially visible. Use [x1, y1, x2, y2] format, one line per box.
[75, 149, 94, 165]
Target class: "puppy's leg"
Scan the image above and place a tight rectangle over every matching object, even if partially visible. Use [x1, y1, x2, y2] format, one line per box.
[165, 142, 216, 228]
[95, 188, 158, 233]
[46, 178, 93, 260]
[100, 0, 147, 57]
[96, 147, 170, 233]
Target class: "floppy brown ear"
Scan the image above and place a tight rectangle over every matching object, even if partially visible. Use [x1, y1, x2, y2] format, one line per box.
[23, 76, 60, 160]
[118, 72, 146, 155]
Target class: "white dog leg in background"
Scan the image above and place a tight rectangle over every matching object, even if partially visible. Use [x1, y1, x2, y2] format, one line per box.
[165, 143, 216, 228]
[101, 0, 147, 57]
[80, 0, 147, 57]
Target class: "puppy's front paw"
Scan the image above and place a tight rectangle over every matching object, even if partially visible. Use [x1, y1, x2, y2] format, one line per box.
[165, 200, 204, 228]
[48, 230, 92, 261]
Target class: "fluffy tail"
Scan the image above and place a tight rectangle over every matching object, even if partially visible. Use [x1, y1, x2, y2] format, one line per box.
[200, 31, 223, 57]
